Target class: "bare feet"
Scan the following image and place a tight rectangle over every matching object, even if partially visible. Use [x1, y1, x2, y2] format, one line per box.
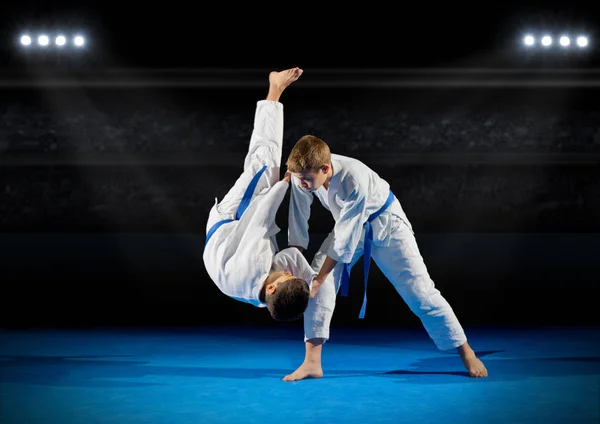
[266, 67, 303, 102]
[462, 354, 488, 378]
[282, 361, 323, 382]
[458, 342, 488, 378]
[269, 67, 303, 92]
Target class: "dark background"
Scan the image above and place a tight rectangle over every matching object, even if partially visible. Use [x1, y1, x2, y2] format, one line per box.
[1, 1, 599, 329]
[0, 1, 598, 70]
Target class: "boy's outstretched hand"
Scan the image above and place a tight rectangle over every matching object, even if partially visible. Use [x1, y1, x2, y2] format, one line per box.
[310, 278, 323, 298]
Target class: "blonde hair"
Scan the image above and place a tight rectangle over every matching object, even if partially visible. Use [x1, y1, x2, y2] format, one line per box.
[286, 135, 331, 173]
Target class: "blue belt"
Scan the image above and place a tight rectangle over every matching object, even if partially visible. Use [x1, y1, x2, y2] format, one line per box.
[205, 165, 268, 247]
[340, 190, 395, 319]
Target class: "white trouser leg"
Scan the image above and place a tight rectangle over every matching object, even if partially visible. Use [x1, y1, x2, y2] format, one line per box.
[303, 231, 364, 341]
[372, 216, 467, 351]
[207, 100, 283, 231]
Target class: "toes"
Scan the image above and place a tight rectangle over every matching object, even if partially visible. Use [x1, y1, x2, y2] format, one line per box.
[474, 368, 488, 378]
[469, 368, 487, 378]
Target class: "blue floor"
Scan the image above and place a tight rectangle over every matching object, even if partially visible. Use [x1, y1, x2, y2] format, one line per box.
[1, 325, 599, 424]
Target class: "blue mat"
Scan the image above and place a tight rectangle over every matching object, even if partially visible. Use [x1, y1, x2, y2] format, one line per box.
[1, 326, 599, 424]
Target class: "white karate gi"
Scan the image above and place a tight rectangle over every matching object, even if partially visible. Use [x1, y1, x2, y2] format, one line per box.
[203, 100, 315, 307]
[289, 154, 467, 350]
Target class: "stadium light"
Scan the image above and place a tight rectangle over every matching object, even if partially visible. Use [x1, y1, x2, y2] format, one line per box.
[17, 31, 88, 50]
[38, 34, 49, 46]
[523, 34, 535, 46]
[559, 36, 570, 47]
[541, 35, 552, 46]
[576, 36, 588, 47]
[20, 35, 32, 46]
[521, 32, 590, 50]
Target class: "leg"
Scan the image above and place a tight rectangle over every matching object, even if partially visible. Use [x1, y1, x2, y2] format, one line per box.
[208, 68, 302, 229]
[282, 338, 325, 382]
[372, 215, 488, 377]
[283, 232, 364, 381]
[242, 68, 303, 188]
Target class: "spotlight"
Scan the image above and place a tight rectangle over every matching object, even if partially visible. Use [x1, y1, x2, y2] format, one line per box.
[541, 35, 552, 46]
[559, 36, 570, 47]
[576, 36, 588, 47]
[38, 34, 49, 46]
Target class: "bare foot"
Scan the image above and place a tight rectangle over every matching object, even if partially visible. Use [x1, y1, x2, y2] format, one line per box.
[269, 67, 303, 91]
[461, 354, 488, 378]
[282, 361, 323, 382]
[457, 342, 488, 378]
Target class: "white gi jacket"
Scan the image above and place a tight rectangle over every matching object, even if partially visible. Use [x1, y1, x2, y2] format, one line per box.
[288, 153, 411, 261]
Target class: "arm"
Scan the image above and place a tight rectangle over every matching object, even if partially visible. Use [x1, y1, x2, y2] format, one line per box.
[311, 187, 368, 297]
[287, 175, 314, 252]
[310, 255, 338, 298]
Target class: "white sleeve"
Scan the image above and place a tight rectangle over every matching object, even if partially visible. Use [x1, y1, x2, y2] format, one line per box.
[327, 186, 369, 264]
[287, 176, 313, 249]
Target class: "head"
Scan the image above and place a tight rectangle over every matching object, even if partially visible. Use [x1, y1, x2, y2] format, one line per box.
[265, 272, 310, 322]
[286, 135, 332, 191]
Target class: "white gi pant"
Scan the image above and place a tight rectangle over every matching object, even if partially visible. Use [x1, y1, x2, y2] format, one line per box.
[206, 101, 283, 231]
[305, 208, 468, 351]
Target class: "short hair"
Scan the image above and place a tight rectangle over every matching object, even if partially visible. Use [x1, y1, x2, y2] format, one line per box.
[286, 135, 332, 173]
[267, 278, 310, 322]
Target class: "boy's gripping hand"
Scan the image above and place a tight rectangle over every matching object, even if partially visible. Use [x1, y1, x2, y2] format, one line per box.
[310, 278, 323, 298]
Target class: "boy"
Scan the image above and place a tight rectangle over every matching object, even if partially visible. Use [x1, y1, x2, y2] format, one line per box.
[283, 134, 488, 379]
[203, 67, 315, 321]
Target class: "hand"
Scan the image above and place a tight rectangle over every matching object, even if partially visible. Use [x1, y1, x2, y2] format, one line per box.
[282, 170, 291, 183]
[310, 278, 323, 298]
